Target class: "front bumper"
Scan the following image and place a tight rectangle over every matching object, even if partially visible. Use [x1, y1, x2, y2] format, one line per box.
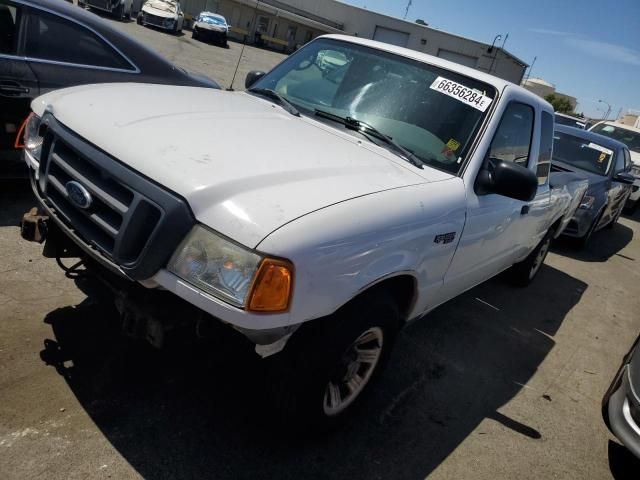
[140, 12, 176, 30]
[561, 208, 595, 238]
[627, 183, 640, 204]
[604, 366, 640, 459]
[25, 155, 294, 342]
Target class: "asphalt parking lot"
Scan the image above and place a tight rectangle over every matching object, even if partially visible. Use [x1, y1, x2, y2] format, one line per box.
[108, 14, 288, 90]
[2, 14, 640, 480]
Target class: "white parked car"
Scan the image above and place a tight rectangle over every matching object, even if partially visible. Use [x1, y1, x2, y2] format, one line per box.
[137, 0, 183, 33]
[83, 0, 133, 20]
[192, 12, 229, 47]
[590, 121, 640, 211]
[21, 35, 587, 428]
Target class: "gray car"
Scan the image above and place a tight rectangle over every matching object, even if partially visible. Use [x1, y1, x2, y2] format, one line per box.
[603, 335, 640, 459]
[550, 125, 635, 247]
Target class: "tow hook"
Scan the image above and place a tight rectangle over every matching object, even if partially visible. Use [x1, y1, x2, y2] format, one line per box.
[21, 207, 49, 243]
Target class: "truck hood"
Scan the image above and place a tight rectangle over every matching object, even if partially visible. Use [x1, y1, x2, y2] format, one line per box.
[33, 83, 445, 247]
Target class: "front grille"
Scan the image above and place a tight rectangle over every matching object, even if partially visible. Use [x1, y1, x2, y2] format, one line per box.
[37, 115, 193, 280]
[144, 13, 169, 27]
[87, 0, 112, 10]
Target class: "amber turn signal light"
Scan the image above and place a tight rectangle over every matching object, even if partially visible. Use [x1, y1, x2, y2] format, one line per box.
[248, 259, 293, 312]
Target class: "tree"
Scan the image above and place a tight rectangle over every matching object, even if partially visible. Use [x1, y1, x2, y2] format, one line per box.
[544, 94, 574, 114]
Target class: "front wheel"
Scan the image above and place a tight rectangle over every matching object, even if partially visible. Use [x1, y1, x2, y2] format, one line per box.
[267, 293, 400, 430]
[576, 210, 603, 249]
[624, 198, 639, 214]
[136, 12, 143, 25]
[509, 229, 553, 287]
[114, 3, 124, 21]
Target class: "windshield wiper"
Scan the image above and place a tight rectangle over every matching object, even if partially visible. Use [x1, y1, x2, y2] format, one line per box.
[314, 109, 424, 169]
[247, 88, 300, 117]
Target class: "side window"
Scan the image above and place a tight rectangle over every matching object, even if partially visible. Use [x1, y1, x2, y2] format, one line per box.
[614, 150, 626, 173]
[624, 149, 632, 171]
[537, 111, 553, 185]
[0, 0, 20, 55]
[488, 102, 535, 167]
[25, 10, 132, 70]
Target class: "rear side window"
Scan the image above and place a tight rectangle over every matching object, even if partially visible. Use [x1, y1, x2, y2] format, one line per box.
[488, 102, 535, 167]
[25, 10, 133, 70]
[537, 111, 553, 185]
[0, 0, 19, 55]
[624, 149, 632, 171]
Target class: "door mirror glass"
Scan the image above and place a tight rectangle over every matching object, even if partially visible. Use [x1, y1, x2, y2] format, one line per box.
[245, 70, 266, 89]
[476, 158, 539, 201]
[613, 171, 636, 185]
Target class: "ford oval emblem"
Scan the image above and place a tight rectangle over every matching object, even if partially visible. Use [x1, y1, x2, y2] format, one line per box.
[65, 181, 93, 209]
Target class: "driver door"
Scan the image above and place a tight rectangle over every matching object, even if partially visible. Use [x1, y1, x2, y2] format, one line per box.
[439, 98, 544, 300]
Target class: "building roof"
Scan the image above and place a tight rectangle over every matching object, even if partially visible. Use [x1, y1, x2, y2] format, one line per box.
[321, 34, 540, 99]
[524, 78, 555, 88]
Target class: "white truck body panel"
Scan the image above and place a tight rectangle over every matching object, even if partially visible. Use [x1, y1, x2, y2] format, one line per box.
[28, 35, 585, 334]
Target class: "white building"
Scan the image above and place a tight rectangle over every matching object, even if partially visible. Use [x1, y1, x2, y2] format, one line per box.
[179, 0, 528, 83]
[522, 77, 577, 110]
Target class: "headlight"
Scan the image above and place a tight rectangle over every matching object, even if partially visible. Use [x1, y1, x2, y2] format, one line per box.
[168, 225, 293, 311]
[579, 194, 595, 210]
[631, 165, 640, 178]
[17, 113, 44, 162]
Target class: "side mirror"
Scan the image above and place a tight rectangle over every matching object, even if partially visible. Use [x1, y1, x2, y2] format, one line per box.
[476, 158, 538, 202]
[614, 171, 636, 185]
[245, 70, 266, 89]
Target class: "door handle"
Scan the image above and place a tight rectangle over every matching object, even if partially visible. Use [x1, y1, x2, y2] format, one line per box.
[0, 84, 30, 96]
[521, 205, 530, 215]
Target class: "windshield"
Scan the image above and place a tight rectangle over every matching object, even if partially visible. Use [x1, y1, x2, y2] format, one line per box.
[251, 38, 497, 174]
[591, 123, 640, 154]
[555, 114, 587, 129]
[552, 131, 614, 176]
[199, 14, 226, 25]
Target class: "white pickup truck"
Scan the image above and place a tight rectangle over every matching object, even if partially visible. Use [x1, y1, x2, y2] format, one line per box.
[21, 35, 586, 427]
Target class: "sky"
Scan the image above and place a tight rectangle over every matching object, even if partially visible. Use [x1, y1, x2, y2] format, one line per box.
[341, 0, 640, 119]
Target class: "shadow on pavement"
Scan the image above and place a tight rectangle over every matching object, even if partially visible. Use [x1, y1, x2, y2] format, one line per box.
[39, 264, 586, 480]
[608, 440, 640, 479]
[552, 222, 634, 262]
[0, 179, 35, 227]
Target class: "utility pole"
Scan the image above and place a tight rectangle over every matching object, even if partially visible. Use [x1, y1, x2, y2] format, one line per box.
[524, 56, 537, 84]
[403, 0, 412, 20]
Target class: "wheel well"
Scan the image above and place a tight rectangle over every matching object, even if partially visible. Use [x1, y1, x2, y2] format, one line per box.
[351, 275, 417, 321]
[551, 216, 564, 235]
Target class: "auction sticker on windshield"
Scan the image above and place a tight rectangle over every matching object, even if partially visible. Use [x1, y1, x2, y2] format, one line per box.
[430, 76, 493, 112]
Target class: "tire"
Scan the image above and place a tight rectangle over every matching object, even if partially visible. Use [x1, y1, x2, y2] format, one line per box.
[136, 13, 143, 25]
[192, 28, 199, 39]
[266, 292, 400, 431]
[509, 229, 553, 287]
[114, 3, 124, 21]
[623, 198, 639, 214]
[576, 210, 603, 249]
[606, 208, 622, 230]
